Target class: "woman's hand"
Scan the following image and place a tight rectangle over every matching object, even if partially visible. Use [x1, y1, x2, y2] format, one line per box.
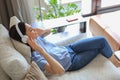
[27, 37, 40, 51]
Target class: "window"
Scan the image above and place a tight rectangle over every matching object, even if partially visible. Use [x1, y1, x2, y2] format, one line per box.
[34, 0, 120, 19]
[33, 0, 81, 21]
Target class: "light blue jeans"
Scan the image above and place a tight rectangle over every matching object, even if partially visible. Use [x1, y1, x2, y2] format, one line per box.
[66, 36, 113, 71]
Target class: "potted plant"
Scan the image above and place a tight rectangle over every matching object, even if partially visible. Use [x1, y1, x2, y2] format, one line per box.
[34, 0, 80, 33]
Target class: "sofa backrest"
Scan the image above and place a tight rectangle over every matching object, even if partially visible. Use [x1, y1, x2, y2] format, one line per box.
[0, 24, 29, 80]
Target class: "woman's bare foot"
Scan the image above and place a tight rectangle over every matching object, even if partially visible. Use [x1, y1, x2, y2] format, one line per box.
[109, 52, 120, 67]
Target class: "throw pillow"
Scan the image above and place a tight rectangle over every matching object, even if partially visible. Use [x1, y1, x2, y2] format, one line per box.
[24, 61, 48, 80]
[9, 16, 31, 64]
[0, 24, 29, 80]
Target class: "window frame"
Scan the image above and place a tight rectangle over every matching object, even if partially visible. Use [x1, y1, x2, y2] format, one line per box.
[92, 0, 120, 14]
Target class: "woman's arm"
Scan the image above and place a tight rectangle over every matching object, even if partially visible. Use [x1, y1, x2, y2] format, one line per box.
[35, 28, 51, 37]
[42, 29, 51, 37]
[27, 38, 65, 74]
[38, 47, 65, 74]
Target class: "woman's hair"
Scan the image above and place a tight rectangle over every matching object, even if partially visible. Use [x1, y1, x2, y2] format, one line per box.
[9, 22, 26, 43]
[9, 22, 33, 52]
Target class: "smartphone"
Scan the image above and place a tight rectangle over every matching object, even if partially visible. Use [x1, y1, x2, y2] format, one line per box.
[114, 51, 120, 61]
[66, 18, 78, 22]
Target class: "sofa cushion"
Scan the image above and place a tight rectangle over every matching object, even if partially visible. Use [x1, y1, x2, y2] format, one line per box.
[0, 24, 11, 80]
[0, 66, 10, 80]
[0, 24, 29, 80]
[9, 16, 31, 64]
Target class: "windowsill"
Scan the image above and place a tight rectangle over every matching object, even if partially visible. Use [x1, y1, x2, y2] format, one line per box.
[33, 13, 85, 29]
[40, 14, 85, 29]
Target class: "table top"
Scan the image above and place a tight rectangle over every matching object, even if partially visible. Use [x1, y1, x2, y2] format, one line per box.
[33, 14, 85, 29]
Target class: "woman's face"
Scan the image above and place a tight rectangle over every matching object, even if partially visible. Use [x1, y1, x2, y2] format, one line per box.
[25, 23, 39, 39]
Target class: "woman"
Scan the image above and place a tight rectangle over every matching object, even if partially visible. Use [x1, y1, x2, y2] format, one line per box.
[9, 22, 120, 75]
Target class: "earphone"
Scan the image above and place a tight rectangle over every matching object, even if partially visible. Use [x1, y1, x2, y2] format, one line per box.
[15, 23, 28, 43]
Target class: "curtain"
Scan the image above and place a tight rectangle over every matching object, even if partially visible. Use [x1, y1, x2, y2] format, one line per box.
[0, 0, 35, 29]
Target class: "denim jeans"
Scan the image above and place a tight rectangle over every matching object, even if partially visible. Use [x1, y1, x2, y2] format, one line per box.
[66, 36, 113, 71]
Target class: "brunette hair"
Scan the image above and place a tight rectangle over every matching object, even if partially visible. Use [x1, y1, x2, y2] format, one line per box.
[9, 22, 26, 43]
